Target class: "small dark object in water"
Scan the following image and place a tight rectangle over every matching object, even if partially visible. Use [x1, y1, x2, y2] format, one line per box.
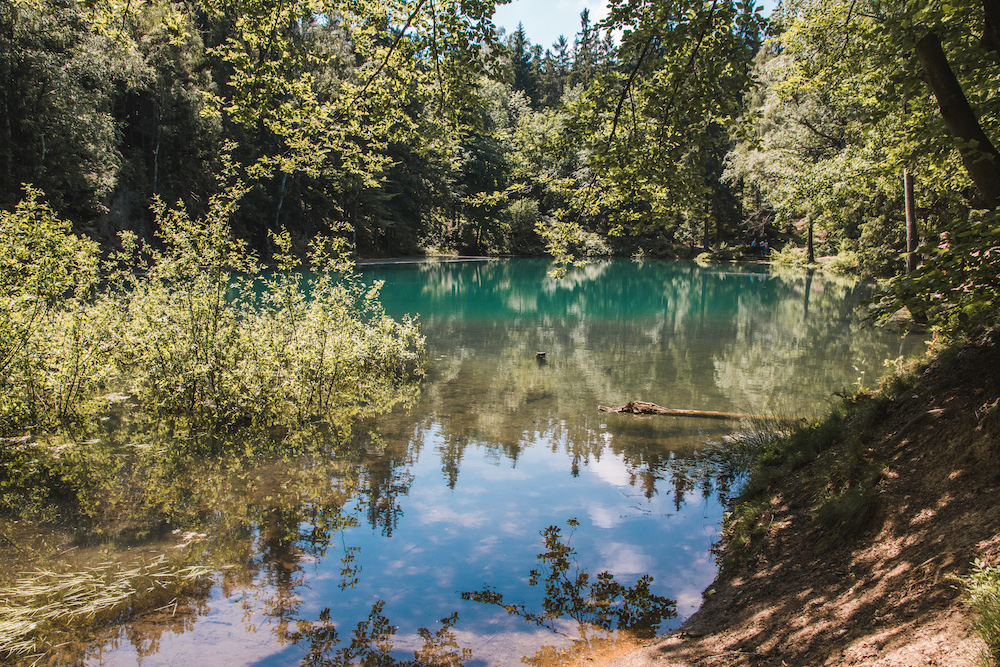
[535, 351, 547, 365]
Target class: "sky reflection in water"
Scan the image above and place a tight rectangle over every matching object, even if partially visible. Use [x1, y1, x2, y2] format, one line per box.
[86, 259, 922, 666]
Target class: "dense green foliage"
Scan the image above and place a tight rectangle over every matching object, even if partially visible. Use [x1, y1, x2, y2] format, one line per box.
[2, 0, 997, 441]
[959, 559, 1000, 663]
[0, 0, 766, 258]
[728, 0, 1000, 285]
[0, 0, 768, 436]
[0, 178, 423, 433]
[5, 0, 999, 333]
[0, 188, 103, 424]
[4, 0, 1000, 285]
[876, 209, 1000, 334]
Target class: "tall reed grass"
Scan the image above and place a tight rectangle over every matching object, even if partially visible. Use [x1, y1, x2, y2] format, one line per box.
[0, 555, 211, 662]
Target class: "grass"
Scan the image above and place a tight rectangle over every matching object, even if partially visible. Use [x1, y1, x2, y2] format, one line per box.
[716, 353, 927, 570]
[0, 555, 212, 662]
[957, 559, 1000, 666]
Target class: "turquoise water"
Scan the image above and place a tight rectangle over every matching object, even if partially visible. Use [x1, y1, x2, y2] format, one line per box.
[82, 258, 922, 666]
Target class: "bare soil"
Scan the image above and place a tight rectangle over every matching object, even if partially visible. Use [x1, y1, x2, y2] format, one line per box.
[613, 332, 1000, 667]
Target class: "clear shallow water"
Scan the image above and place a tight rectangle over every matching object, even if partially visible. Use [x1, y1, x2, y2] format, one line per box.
[74, 258, 921, 666]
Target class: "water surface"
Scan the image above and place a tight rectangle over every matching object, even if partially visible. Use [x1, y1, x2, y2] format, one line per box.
[55, 258, 920, 666]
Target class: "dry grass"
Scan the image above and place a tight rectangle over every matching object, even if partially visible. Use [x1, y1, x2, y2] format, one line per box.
[0, 555, 211, 662]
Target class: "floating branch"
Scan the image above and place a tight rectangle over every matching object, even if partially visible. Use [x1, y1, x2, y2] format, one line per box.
[598, 401, 752, 420]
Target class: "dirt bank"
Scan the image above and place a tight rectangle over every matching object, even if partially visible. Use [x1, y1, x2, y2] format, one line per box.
[613, 332, 1000, 666]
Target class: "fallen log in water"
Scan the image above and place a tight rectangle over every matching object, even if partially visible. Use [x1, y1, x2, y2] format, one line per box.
[598, 401, 752, 420]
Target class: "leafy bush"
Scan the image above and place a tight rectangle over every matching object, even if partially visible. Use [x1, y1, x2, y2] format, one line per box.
[0, 185, 424, 432]
[691, 243, 755, 263]
[856, 213, 906, 278]
[958, 559, 1000, 663]
[252, 233, 424, 422]
[536, 217, 612, 277]
[712, 242, 752, 261]
[107, 188, 424, 424]
[770, 243, 811, 267]
[824, 250, 861, 277]
[105, 186, 259, 417]
[876, 210, 1000, 338]
[503, 199, 544, 255]
[0, 187, 104, 426]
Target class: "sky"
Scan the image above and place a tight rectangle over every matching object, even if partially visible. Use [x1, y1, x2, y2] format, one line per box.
[491, 0, 776, 51]
[492, 0, 611, 49]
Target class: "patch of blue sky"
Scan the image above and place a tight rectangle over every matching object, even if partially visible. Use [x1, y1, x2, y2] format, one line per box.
[491, 0, 778, 52]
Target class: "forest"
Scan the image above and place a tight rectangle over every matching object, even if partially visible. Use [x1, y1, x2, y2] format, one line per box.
[2, 0, 999, 429]
[2, 1, 1000, 663]
[0, 0, 995, 272]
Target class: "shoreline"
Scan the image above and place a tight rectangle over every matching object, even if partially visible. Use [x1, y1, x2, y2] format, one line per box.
[612, 332, 1000, 666]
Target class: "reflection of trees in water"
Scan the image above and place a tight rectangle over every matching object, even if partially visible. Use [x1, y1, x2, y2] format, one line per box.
[711, 271, 914, 416]
[43, 579, 213, 666]
[370, 260, 915, 500]
[357, 449, 414, 537]
[7, 410, 473, 666]
[284, 602, 471, 667]
[6, 417, 424, 664]
[463, 519, 676, 661]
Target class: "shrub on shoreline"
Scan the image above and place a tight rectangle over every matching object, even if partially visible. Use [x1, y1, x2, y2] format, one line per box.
[0, 185, 424, 434]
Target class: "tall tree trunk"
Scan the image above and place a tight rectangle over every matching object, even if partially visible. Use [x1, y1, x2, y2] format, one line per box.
[2, 85, 11, 188]
[904, 167, 918, 273]
[915, 32, 1000, 209]
[1, 1, 13, 190]
[806, 216, 815, 263]
[902, 67, 919, 274]
[275, 171, 286, 229]
[983, 0, 1000, 53]
[153, 101, 160, 195]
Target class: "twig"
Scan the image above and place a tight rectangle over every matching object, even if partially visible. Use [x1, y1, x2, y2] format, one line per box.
[353, 0, 429, 102]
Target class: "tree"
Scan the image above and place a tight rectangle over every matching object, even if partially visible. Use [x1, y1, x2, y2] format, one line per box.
[724, 30, 911, 273]
[1, 0, 512, 255]
[914, 30, 1000, 209]
[537, 35, 571, 107]
[0, 0, 145, 220]
[544, 0, 764, 257]
[569, 9, 598, 88]
[723, 0, 1000, 276]
[200, 0, 505, 247]
[509, 23, 539, 106]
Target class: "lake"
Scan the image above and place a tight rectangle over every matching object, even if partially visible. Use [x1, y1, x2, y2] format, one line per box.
[15, 258, 922, 666]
